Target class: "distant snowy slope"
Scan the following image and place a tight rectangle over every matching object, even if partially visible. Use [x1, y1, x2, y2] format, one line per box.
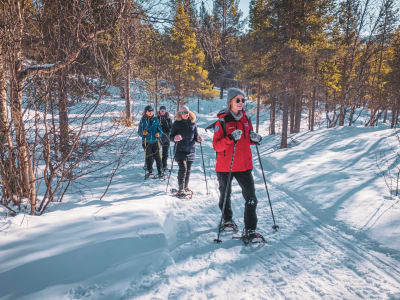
[263, 125, 400, 250]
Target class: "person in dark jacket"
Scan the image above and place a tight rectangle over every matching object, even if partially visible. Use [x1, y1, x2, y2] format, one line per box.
[157, 105, 173, 172]
[212, 88, 262, 238]
[170, 105, 202, 196]
[138, 105, 163, 178]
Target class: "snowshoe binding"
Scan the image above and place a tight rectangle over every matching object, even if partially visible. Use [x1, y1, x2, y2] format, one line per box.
[144, 172, 153, 180]
[219, 219, 238, 233]
[156, 172, 166, 180]
[233, 229, 266, 245]
[170, 188, 193, 199]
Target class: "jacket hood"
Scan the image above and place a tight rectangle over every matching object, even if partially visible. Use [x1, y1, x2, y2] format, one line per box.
[157, 111, 171, 119]
[175, 111, 196, 123]
[217, 108, 247, 120]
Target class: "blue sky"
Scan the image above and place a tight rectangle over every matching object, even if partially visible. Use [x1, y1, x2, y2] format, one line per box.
[203, 0, 250, 18]
[238, 0, 250, 17]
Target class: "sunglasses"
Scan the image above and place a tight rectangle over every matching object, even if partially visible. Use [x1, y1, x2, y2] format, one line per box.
[180, 111, 189, 115]
[235, 98, 246, 104]
[146, 109, 154, 112]
[160, 110, 166, 112]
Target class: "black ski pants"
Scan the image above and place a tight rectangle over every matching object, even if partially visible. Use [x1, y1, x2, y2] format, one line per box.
[161, 142, 170, 170]
[217, 170, 258, 231]
[177, 160, 193, 190]
[143, 141, 162, 174]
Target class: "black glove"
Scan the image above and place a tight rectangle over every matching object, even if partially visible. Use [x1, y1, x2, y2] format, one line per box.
[250, 131, 262, 144]
[228, 129, 242, 141]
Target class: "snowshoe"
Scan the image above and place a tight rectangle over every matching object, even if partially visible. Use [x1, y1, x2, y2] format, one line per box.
[219, 219, 238, 233]
[154, 172, 165, 180]
[144, 172, 153, 180]
[170, 188, 193, 199]
[233, 229, 266, 245]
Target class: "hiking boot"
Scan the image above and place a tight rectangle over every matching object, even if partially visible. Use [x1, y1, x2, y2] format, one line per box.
[177, 189, 186, 196]
[220, 219, 238, 232]
[245, 229, 257, 239]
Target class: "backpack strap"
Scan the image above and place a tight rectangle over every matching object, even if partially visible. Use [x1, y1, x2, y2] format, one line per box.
[206, 115, 250, 137]
[246, 115, 252, 129]
[219, 118, 227, 136]
[205, 117, 227, 136]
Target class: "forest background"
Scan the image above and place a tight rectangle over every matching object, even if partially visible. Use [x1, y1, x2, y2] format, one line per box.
[1, 0, 400, 216]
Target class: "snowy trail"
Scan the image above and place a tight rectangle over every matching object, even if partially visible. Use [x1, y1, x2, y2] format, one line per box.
[128, 107, 400, 299]
[134, 169, 400, 299]
[1, 98, 400, 299]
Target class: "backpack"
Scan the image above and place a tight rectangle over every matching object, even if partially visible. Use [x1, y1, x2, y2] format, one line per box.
[205, 115, 252, 137]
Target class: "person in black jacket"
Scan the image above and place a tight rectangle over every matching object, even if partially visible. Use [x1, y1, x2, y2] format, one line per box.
[170, 105, 202, 196]
[157, 105, 173, 172]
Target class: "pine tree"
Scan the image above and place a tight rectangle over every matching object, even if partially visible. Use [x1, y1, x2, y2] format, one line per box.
[168, 0, 213, 109]
[383, 23, 400, 128]
[364, 0, 398, 126]
[240, 0, 335, 147]
[139, 27, 170, 111]
[211, 0, 243, 98]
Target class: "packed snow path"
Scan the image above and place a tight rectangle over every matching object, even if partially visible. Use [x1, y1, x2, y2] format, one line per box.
[131, 114, 400, 299]
[1, 98, 399, 299]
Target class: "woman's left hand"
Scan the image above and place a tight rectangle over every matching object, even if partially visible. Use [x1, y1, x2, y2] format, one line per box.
[197, 136, 203, 143]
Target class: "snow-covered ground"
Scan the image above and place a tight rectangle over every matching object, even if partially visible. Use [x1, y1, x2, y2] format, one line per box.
[1, 93, 400, 299]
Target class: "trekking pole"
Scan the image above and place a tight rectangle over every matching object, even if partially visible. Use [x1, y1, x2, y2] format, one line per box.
[157, 138, 162, 165]
[165, 142, 177, 192]
[144, 136, 147, 179]
[255, 143, 279, 231]
[214, 141, 237, 243]
[169, 143, 173, 166]
[200, 142, 209, 194]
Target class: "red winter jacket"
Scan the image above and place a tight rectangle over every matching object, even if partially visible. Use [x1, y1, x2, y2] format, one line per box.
[212, 109, 254, 172]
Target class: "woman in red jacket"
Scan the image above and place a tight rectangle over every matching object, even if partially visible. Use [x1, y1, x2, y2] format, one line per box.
[212, 88, 262, 238]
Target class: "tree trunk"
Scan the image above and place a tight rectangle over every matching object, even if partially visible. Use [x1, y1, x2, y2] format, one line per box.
[0, 55, 12, 148]
[154, 74, 158, 112]
[289, 96, 295, 134]
[219, 85, 224, 100]
[119, 82, 125, 99]
[6, 0, 36, 213]
[10, 71, 36, 213]
[280, 91, 289, 149]
[366, 108, 378, 126]
[256, 80, 260, 133]
[176, 95, 180, 112]
[393, 98, 399, 128]
[309, 87, 316, 131]
[339, 103, 346, 126]
[124, 60, 131, 121]
[197, 95, 200, 113]
[383, 109, 387, 123]
[0, 53, 17, 206]
[374, 110, 382, 126]
[348, 105, 356, 126]
[58, 69, 69, 160]
[270, 97, 276, 135]
[294, 98, 301, 133]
